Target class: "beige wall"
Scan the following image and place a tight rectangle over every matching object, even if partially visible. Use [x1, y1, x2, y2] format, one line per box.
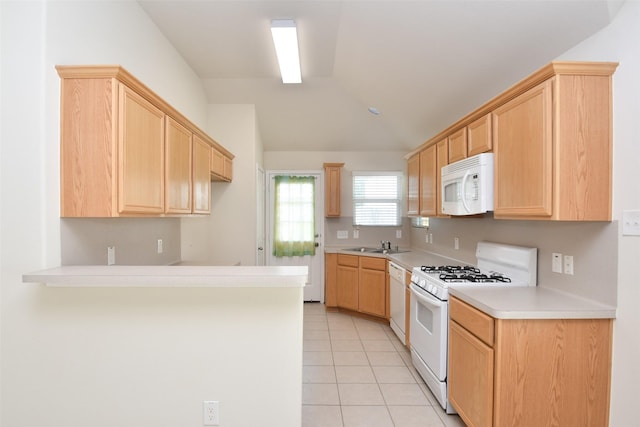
[1, 2, 300, 427]
[181, 104, 261, 266]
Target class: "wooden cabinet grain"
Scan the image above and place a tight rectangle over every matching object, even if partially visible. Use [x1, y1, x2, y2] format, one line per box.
[405, 61, 616, 222]
[467, 113, 492, 156]
[406, 154, 420, 217]
[57, 65, 232, 217]
[358, 256, 387, 317]
[325, 253, 338, 307]
[117, 84, 166, 215]
[324, 163, 344, 217]
[448, 127, 467, 163]
[419, 145, 436, 217]
[192, 134, 211, 214]
[449, 296, 613, 427]
[336, 254, 359, 311]
[165, 116, 192, 214]
[332, 254, 387, 319]
[211, 146, 233, 182]
[493, 70, 614, 220]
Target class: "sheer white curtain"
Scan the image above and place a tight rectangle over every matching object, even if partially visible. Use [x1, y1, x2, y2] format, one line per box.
[273, 175, 316, 257]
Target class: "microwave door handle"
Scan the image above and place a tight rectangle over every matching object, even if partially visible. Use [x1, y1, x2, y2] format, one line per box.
[461, 170, 472, 213]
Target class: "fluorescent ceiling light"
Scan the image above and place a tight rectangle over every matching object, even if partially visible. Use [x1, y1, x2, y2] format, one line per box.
[271, 19, 302, 84]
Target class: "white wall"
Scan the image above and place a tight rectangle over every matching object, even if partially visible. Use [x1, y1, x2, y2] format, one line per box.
[264, 150, 408, 217]
[554, 2, 640, 424]
[1, 2, 299, 426]
[181, 104, 261, 266]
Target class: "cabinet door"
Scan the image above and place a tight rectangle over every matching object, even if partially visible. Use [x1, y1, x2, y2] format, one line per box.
[118, 84, 165, 214]
[192, 135, 211, 214]
[407, 154, 420, 216]
[449, 320, 494, 427]
[448, 128, 467, 163]
[211, 148, 224, 176]
[165, 117, 193, 214]
[223, 156, 233, 181]
[336, 264, 359, 311]
[359, 267, 386, 317]
[419, 145, 436, 216]
[468, 113, 492, 156]
[324, 163, 343, 217]
[324, 253, 338, 307]
[493, 80, 553, 218]
[435, 139, 448, 217]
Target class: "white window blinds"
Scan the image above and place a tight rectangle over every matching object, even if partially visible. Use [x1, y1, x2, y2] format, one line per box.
[352, 171, 402, 226]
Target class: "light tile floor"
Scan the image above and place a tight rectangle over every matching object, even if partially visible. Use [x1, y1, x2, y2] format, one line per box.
[302, 303, 467, 427]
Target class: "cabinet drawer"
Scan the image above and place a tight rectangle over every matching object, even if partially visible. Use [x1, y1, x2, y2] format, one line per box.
[360, 256, 386, 271]
[337, 254, 359, 268]
[450, 297, 494, 347]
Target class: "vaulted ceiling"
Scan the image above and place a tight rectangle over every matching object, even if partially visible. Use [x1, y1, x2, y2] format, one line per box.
[138, 0, 621, 152]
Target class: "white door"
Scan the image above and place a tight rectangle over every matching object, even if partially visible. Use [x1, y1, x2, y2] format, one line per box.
[266, 171, 324, 302]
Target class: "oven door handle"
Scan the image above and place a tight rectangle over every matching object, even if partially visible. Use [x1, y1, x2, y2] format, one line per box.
[410, 284, 448, 308]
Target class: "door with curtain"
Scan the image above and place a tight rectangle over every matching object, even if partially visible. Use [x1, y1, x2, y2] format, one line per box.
[266, 171, 324, 302]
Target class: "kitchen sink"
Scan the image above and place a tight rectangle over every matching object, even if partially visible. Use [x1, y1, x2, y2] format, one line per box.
[341, 247, 409, 254]
[342, 247, 379, 253]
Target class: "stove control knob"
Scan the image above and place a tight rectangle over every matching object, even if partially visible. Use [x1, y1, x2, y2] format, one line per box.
[432, 288, 439, 296]
[427, 284, 433, 292]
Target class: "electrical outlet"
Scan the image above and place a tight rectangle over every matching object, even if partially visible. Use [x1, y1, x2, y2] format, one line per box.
[454, 237, 459, 250]
[353, 229, 359, 239]
[564, 255, 574, 275]
[157, 239, 163, 254]
[337, 230, 348, 239]
[107, 246, 115, 265]
[396, 229, 402, 238]
[203, 401, 219, 426]
[429, 233, 433, 244]
[552, 253, 563, 273]
[425, 234, 429, 243]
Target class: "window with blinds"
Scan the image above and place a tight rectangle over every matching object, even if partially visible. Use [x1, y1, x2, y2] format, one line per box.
[352, 171, 402, 226]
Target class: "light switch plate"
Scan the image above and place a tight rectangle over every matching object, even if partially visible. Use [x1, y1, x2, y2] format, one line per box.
[552, 253, 562, 273]
[622, 210, 640, 236]
[337, 230, 348, 239]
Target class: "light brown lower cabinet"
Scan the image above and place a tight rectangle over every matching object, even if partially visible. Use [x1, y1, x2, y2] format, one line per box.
[448, 296, 612, 427]
[326, 253, 387, 319]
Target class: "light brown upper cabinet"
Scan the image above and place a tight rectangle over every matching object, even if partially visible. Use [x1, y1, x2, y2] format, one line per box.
[419, 145, 437, 217]
[406, 154, 420, 217]
[118, 84, 166, 215]
[324, 163, 344, 217]
[448, 128, 467, 163]
[165, 116, 193, 214]
[406, 61, 617, 222]
[192, 134, 211, 214]
[467, 113, 492, 156]
[493, 65, 616, 220]
[57, 65, 233, 217]
[211, 146, 233, 182]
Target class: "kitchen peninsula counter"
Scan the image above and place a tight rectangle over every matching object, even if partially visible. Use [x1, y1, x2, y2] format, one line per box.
[449, 286, 616, 319]
[22, 265, 308, 288]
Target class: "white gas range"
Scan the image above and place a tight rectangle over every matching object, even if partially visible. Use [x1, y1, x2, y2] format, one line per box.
[409, 241, 537, 413]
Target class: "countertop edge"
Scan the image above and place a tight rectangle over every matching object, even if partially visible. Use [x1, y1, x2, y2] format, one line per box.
[449, 287, 616, 320]
[22, 265, 309, 288]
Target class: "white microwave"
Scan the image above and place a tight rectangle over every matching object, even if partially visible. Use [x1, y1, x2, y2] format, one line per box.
[441, 152, 494, 216]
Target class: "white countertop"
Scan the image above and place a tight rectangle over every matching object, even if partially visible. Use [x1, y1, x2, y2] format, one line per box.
[449, 286, 616, 319]
[325, 246, 460, 272]
[22, 265, 309, 288]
